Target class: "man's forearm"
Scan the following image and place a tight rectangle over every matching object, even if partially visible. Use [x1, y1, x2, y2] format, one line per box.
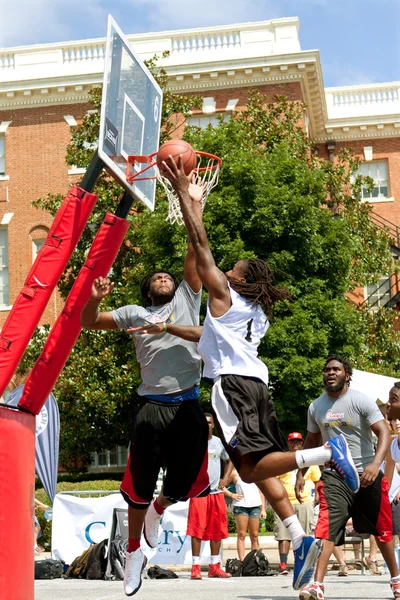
[372, 427, 391, 466]
[81, 297, 101, 328]
[166, 323, 202, 342]
[179, 191, 209, 253]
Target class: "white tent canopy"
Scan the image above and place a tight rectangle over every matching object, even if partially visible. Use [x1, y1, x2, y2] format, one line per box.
[352, 369, 399, 406]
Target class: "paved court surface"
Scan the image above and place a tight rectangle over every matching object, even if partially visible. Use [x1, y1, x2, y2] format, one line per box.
[35, 572, 395, 599]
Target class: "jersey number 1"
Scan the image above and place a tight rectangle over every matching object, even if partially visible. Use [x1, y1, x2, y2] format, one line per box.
[245, 319, 253, 342]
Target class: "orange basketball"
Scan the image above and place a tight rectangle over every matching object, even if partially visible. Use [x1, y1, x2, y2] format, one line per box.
[156, 139, 197, 177]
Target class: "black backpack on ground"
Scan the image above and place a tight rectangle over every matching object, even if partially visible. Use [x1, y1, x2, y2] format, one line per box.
[85, 539, 108, 580]
[147, 565, 178, 579]
[65, 540, 108, 580]
[35, 558, 64, 580]
[225, 558, 243, 577]
[242, 550, 270, 576]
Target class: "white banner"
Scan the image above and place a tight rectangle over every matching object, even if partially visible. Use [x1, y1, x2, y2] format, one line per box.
[52, 492, 127, 564]
[146, 500, 212, 565]
[52, 493, 213, 566]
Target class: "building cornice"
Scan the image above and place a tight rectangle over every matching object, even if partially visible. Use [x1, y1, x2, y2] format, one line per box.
[0, 18, 398, 142]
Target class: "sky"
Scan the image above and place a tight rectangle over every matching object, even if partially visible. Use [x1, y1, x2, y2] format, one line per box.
[0, 0, 399, 88]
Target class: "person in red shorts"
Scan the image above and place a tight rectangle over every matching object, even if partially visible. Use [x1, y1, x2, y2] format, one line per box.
[187, 413, 232, 579]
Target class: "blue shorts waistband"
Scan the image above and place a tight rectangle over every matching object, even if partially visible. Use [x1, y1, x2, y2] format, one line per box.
[145, 385, 199, 404]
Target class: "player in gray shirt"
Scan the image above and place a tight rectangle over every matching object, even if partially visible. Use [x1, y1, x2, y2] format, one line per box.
[81, 182, 209, 597]
[295, 355, 400, 600]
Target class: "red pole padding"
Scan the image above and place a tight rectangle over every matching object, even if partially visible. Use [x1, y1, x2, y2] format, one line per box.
[0, 186, 98, 401]
[18, 213, 130, 415]
[0, 405, 35, 600]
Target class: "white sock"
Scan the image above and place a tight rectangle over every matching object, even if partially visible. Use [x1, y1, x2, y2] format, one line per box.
[295, 445, 331, 469]
[282, 514, 305, 551]
[210, 555, 220, 564]
[391, 573, 400, 582]
[192, 556, 200, 565]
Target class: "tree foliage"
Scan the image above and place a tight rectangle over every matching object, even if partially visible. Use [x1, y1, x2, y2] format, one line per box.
[22, 75, 400, 467]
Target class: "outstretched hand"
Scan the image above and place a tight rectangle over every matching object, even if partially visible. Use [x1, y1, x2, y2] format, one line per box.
[127, 323, 164, 336]
[91, 277, 114, 301]
[162, 155, 205, 206]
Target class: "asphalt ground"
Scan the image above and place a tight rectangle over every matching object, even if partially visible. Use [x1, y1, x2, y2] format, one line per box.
[35, 571, 395, 600]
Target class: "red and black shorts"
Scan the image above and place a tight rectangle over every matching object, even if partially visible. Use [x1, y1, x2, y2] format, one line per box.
[211, 374, 287, 471]
[187, 493, 229, 541]
[120, 395, 209, 509]
[315, 469, 392, 545]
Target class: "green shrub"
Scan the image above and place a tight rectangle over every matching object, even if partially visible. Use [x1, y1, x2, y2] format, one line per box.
[35, 479, 122, 550]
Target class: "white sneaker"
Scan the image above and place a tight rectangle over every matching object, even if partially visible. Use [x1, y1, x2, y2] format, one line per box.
[124, 548, 147, 596]
[143, 502, 162, 548]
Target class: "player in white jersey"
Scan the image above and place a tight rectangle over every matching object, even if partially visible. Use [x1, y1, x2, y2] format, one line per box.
[133, 155, 361, 590]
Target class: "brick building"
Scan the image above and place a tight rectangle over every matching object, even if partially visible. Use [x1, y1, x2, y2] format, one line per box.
[0, 16, 399, 410]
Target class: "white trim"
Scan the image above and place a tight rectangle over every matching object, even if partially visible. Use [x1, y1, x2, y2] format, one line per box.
[363, 196, 394, 204]
[0, 121, 11, 133]
[68, 167, 86, 175]
[63, 115, 77, 127]
[0, 305, 12, 311]
[1, 212, 13, 225]
[211, 377, 239, 445]
[0, 175, 9, 181]
[363, 146, 373, 161]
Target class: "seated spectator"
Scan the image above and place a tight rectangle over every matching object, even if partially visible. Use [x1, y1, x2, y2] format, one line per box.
[224, 468, 266, 561]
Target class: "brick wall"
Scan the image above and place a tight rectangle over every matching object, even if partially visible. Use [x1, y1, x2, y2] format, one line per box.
[317, 139, 400, 310]
[0, 102, 91, 327]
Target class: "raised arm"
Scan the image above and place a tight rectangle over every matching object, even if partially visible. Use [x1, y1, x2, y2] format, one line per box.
[80, 277, 118, 330]
[163, 157, 231, 317]
[183, 181, 204, 293]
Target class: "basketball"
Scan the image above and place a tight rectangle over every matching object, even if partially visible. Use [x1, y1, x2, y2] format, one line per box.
[156, 139, 197, 177]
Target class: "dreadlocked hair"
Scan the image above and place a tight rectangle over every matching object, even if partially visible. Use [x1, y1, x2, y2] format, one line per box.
[228, 258, 292, 321]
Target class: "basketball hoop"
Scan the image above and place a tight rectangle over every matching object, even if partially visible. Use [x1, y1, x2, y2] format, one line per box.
[126, 150, 222, 226]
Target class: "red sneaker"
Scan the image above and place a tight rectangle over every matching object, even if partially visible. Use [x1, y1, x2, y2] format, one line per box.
[391, 579, 400, 599]
[279, 562, 289, 575]
[208, 563, 231, 578]
[191, 564, 202, 580]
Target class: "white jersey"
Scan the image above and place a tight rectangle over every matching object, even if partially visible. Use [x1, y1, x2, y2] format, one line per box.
[198, 285, 269, 385]
[233, 476, 262, 508]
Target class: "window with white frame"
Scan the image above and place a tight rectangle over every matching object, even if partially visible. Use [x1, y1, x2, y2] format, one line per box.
[0, 135, 5, 176]
[32, 238, 46, 262]
[90, 446, 128, 469]
[186, 113, 230, 129]
[365, 276, 391, 308]
[0, 227, 9, 306]
[356, 160, 389, 200]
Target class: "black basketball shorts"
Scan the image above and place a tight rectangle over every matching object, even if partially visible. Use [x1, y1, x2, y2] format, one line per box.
[210, 374, 287, 470]
[120, 397, 209, 509]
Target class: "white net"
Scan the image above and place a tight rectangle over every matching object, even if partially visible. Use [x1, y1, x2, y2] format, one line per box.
[156, 154, 221, 226]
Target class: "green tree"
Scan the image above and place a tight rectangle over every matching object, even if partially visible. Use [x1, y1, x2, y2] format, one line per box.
[21, 85, 399, 468]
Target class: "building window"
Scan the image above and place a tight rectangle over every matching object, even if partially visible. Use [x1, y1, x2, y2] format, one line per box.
[0, 135, 5, 176]
[186, 114, 230, 129]
[365, 276, 391, 308]
[0, 227, 9, 306]
[90, 446, 128, 469]
[357, 160, 389, 200]
[32, 238, 46, 262]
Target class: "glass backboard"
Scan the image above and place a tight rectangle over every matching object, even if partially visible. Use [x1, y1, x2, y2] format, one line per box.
[99, 16, 163, 211]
